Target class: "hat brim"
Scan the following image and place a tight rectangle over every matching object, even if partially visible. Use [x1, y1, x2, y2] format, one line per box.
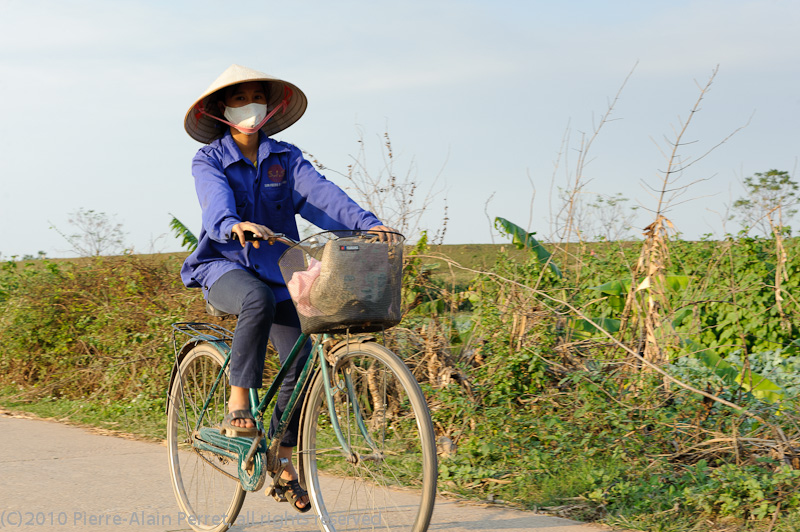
[184, 65, 308, 144]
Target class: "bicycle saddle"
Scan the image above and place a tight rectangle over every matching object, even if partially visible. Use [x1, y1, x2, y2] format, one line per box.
[205, 301, 232, 318]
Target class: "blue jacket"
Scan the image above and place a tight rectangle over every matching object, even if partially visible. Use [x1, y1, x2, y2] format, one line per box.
[180, 131, 382, 302]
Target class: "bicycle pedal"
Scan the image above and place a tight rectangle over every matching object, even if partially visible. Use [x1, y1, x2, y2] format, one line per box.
[267, 458, 290, 502]
[267, 485, 288, 502]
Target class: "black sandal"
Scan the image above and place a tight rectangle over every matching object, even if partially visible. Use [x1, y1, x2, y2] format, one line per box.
[219, 409, 259, 437]
[275, 476, 312, 513]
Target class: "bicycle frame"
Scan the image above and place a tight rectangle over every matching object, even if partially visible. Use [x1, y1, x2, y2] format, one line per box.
[170, 232, 394, 487]
[171, 324, 369, 485]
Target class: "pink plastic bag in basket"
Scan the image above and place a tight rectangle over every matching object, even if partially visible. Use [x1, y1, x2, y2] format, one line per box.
[287, 258, 324, 316]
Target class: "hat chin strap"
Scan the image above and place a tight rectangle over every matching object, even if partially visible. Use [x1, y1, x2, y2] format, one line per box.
[195, 85, 293, 134]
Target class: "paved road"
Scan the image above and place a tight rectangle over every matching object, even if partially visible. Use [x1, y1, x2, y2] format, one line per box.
[0, 412, 614, 532]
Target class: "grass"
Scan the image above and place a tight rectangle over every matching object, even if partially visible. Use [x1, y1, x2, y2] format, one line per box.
[422, 244, 529, 285]
[0, 386, 167, 441]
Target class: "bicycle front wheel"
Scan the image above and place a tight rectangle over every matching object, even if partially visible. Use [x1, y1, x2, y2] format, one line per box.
[167, 343, 245, 532]
[301, 341, 437, 532]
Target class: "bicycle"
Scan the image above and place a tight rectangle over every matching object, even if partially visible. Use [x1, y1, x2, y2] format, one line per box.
[166, 230, 438, 532]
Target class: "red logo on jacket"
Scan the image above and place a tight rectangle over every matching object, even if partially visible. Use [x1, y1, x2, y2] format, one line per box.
[267, 164, 285, 183]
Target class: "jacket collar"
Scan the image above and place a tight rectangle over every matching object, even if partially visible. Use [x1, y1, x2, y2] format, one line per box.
[219, 130, 290, 169]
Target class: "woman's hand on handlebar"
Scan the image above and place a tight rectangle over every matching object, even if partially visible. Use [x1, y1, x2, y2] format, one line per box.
[368, 224, 399, 243]
[231, 222, 274, 249]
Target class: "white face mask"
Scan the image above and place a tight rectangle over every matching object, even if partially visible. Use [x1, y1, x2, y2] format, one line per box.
[223, 103, 268, 134]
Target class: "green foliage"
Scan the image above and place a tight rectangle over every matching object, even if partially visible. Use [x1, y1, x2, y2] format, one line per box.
[169, 214, 198, 252]
[585, 274, 690, 314]
[423, 233, 800, 530]
[697, 349, 785, 403]
[684, 236, 800, 355]
[685, 460, 800, 521]
[577, 236, 800, 361]
[494, 217, 562, 277]
[0, 254, 203, 400]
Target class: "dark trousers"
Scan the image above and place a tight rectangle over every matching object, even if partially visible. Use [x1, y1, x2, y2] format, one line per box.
[207, 269, 310, 447]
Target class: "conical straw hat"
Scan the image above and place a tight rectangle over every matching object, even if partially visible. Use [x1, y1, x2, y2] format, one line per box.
[184, 64, 308, 143]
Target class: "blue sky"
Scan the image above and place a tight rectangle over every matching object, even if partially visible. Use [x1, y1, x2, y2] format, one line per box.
[2, 0, 799, 257]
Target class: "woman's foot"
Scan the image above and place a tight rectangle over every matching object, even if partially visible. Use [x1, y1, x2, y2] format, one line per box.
[220, 409, 258, 437]
[278, 446, 310, 511]
[220, 386, 257, 436]
[228, 386, 255, 430]
[227, 411, 255, 429]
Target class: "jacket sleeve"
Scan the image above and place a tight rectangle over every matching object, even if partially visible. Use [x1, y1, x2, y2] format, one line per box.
[288, 147, 383, 230]
[192, 148, 241, 243]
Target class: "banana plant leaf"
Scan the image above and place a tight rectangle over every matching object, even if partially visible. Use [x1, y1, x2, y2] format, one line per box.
[692, 347, 785, 403]
[169, 214, 198, 252]
[570, 317, 621, 335]
[494, 217, 562, 278]
[587, 276, 691, 313]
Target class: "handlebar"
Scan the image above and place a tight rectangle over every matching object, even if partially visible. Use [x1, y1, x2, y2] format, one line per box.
[233, 229, 402, 247]
[234, 231, 297, 246]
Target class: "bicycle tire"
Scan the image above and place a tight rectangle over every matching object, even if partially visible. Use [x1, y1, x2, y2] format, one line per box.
[167, 343, 245, 532]
[300, 341, 437, 532]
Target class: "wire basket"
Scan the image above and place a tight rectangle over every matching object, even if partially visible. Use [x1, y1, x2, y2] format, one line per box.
[278, 230, 405, 334]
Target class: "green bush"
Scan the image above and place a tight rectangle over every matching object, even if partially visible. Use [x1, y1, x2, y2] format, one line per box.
[0, 255, 200, 399]
[685, 460, 800, 520]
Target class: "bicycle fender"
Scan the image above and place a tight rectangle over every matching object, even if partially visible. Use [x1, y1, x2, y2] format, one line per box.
[326, 335, 376, 364]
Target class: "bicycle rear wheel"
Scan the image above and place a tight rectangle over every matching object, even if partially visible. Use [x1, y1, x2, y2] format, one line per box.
[301, 341, 437, 532]
[167, 343, 245, 532]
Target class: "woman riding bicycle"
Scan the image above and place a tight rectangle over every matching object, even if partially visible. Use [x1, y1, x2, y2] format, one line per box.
[180, 64, 394, 513]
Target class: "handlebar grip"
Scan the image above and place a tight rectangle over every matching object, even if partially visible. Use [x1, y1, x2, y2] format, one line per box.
[233, 231, 291, 245]
[232, 230, 261, 242]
